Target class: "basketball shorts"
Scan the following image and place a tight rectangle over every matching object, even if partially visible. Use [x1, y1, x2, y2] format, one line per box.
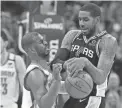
[63, 96, 105, 108]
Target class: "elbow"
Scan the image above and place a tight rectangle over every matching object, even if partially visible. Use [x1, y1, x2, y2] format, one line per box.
[95, 74, 106, 85]
[96, 78, 105, 85]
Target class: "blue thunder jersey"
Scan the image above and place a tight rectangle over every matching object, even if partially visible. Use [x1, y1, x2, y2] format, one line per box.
[69, 30, 110, 97]
[24, 64, 56, 108]
[0, 53, 20, 106]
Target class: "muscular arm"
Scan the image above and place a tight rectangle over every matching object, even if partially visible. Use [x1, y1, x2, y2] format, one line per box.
[50, 30, 80, 70]
[85, 35, 118, 85]
[26, 69, 61, 108]
[15, 55, 26, 92]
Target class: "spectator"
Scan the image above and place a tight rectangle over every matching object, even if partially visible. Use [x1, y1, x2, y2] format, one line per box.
[105, 90, 121, 108]
[107, 71, 120, 91]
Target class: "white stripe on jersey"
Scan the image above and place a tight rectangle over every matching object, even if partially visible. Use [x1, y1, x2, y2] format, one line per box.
[85, 96, 101, 108]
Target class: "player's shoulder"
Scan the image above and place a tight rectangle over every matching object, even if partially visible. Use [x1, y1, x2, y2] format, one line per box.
[67, 30, 81, 34]
[66, 30, 81, 37]
[103, 33, 117, 43]
[100, 33, 118, 49]
[63, 30, 81, 42]
[27, 67, 45, 85]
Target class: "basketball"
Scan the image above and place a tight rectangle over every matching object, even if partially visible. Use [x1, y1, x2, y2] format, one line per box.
[65, 70, 93, 99]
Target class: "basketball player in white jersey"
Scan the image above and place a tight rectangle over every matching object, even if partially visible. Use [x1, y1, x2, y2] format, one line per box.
[21, 32, 64, 108]
[0, 28, 26, 108]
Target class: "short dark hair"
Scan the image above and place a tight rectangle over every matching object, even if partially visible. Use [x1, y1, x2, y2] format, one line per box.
[1, 28, 8, 41]
[80, 3, 101, 17]
[21, 32, 41, 51]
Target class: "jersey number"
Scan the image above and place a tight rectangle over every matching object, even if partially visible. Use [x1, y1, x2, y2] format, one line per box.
[1, 78, 8, 95]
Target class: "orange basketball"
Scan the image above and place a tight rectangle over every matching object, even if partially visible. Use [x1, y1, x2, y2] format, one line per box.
[65, 70, 93, 99]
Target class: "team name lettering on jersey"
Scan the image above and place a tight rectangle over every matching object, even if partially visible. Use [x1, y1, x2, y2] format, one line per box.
[71, 45, 94, 58]
[1, 71, 15, 77]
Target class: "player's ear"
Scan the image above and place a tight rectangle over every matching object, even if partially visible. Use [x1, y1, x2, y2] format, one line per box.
[29, 46, 37, 54]
[95, 16, 100, 24]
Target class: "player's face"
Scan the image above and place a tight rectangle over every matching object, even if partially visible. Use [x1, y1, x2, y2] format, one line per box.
[78, 11, 97, 36]
[0, 37, 8, 54]
[34, 35, 49, 58]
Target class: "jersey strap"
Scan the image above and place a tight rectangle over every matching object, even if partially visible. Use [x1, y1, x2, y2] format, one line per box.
[83, 30, 107, 44]
[24, 65, 39, 91]
[95, 32, 108, 57]
[24, 64, 50, 91]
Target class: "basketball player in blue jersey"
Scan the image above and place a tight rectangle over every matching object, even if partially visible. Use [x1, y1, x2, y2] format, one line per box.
[21, 32, 65, 108]
[50, 3, 118, 108]
[0, 28, 26, 108]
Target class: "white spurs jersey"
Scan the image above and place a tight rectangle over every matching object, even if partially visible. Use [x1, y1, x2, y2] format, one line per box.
[0, 53, 19, 106]
[24, 64, 56, 108]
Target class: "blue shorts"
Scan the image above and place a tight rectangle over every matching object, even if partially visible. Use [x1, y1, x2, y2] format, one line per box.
[63, 96, 105, 108]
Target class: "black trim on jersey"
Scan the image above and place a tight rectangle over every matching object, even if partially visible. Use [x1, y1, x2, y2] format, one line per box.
[49, 48, 70, 73]
[24, 67, 39, 91]
[24, 66, 49, 108]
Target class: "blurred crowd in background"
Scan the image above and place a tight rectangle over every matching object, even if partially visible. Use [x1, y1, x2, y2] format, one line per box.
[1, 1, 122, 108]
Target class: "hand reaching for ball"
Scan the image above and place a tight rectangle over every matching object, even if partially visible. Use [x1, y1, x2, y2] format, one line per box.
[63, 57, 88, 77]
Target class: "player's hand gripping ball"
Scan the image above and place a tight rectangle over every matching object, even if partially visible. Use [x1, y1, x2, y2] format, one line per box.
[65, 70, 93, 99]
[63, 57, 87, 77]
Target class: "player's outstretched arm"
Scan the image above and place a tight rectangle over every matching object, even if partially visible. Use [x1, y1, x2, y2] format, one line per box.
[50, 30, 80, 70]
[85, 35, 118, 85]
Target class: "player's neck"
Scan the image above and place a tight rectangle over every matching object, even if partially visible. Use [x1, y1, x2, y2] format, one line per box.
[0, 49, 9, 65]
[94, 27, 102, 36]
[31, 56, 48, 70]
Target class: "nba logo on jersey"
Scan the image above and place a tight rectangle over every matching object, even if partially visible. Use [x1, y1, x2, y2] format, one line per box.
[89, 40, 97, 46]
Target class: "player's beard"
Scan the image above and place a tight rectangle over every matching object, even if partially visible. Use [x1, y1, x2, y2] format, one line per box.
[86, 25, 96, 38]
[37, 50, 49, 61]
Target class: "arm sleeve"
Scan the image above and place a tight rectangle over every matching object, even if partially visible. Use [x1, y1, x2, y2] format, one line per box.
[49, 48, 70, 72]
[49, 30, 80, 71]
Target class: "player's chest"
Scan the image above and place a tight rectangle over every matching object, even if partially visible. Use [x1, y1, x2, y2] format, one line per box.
[70, 37, 98, 59]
